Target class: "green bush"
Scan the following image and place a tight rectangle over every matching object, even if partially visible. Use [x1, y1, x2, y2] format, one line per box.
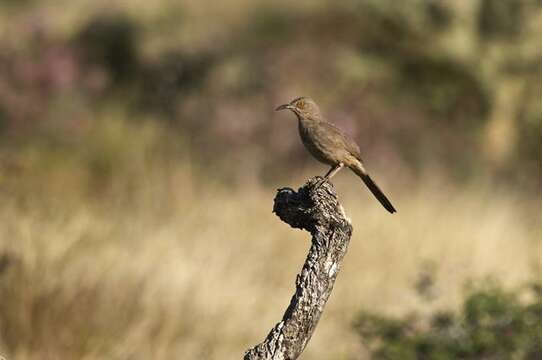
[354, 281, 542, 359]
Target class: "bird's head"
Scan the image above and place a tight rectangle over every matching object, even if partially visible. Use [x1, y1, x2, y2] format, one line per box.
[275, 96, 322, 119]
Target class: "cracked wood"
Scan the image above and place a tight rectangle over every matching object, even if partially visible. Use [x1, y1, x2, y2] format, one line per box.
[244, 177, 353, 360]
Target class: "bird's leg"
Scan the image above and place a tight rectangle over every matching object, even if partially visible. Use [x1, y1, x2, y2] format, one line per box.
[314, 163, 344, 189]
[325, 162, 344, 180]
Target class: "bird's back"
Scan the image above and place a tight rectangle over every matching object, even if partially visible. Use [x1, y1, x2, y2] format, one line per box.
[298, 116, 362, 165]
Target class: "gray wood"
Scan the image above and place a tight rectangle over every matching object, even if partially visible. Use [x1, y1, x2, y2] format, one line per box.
[244, 177, 353, 360]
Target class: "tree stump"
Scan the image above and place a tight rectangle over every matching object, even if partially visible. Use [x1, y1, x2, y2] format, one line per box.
[244, 177, 353, 360]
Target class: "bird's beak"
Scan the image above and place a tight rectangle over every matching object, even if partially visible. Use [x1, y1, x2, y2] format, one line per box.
[275, 103, 292, 111]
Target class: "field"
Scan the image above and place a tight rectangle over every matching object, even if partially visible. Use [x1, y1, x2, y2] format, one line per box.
[1, 0, 542, 358]
[0, 119, 540, 359]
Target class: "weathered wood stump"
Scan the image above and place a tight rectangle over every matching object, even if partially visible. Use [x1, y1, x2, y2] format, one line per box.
[244, 177, 353, 360]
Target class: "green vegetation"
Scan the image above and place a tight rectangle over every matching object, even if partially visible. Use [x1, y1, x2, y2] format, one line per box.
[1, 0, 542, 183]
[355, 280, 542, 359]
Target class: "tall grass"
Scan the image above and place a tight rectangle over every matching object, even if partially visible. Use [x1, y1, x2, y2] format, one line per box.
[0, 119, 540, 359]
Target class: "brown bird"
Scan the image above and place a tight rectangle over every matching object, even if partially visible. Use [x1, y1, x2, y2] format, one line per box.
[276, 96, 396, 213]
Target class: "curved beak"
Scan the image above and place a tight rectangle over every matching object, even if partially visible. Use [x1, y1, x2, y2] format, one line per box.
[275, 103, 292, 111]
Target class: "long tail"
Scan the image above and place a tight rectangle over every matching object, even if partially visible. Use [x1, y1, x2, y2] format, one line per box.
[350, 163, 396, 214]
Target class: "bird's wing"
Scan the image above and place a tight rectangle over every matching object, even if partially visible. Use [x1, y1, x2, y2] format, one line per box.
[320, 121, 363, 161]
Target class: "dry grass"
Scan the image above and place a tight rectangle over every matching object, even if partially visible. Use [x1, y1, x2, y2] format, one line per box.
[0, 120, 540, 360]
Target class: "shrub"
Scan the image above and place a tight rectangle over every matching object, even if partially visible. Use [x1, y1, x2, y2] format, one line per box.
[354, 280, 542, 359]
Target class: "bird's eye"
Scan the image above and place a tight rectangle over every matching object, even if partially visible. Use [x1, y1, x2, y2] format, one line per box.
[296, 100, 305, 109]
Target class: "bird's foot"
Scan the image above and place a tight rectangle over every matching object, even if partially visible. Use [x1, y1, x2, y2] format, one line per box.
[312, 176, 328, 190]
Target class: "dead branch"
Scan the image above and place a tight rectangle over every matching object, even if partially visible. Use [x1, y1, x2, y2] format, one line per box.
[244, 177, 353, 360]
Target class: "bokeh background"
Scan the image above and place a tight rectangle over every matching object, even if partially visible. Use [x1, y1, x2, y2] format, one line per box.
[1, 0, 542, 359]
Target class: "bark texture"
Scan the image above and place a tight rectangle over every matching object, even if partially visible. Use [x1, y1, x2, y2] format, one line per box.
[244, 177, 353, 360]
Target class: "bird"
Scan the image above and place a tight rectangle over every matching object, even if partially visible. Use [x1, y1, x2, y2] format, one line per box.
[275, 96, 396, 214]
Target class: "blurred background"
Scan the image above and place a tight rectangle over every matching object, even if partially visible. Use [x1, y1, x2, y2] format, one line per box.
[0, 0, 542, 359]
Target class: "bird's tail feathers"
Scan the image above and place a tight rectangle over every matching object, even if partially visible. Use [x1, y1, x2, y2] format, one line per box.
[350, 164, 396, 214]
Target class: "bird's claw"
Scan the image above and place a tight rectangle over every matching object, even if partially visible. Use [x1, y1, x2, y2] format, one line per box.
[312, 177, 328, 190]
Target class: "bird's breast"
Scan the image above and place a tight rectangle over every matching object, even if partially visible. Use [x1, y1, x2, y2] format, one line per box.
[298, 119, 337, 165]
